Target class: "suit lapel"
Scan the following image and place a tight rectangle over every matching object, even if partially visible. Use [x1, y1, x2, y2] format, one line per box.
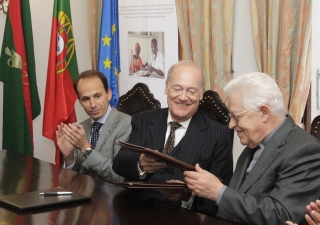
[82, 119, 92, 141]
[239, 143, 280, 192]
[95, 108, 118, 151]
[177, 112, 206, 163]
[229, 147, 255, 190]
[148, 109, 168, 151]
[238, 116, 294, 193]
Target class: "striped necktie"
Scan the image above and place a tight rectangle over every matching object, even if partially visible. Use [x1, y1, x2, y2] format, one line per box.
[163, 122, 181, 155]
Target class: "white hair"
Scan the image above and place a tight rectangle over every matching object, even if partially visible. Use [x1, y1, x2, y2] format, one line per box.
[224, 72, 287, 117]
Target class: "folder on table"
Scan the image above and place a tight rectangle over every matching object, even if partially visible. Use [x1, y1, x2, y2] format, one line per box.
[0, 188, 91, 211]
[115, 181, 188, 189]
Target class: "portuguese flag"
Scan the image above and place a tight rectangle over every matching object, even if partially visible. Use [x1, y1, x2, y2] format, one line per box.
[0, 0, 41, 156]
[43, 0, 79, 166]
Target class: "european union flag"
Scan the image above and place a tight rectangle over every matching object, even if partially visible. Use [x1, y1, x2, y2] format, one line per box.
[98, 0, 120, 107]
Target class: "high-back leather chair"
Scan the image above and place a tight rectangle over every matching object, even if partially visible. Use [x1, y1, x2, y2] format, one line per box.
[198, 90, 229, 125]
[310, 115, 320, 140]
[117, 83, 161, 116]
[198, 90, 234, 143]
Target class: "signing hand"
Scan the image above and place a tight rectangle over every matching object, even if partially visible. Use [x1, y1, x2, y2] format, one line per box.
[183, 164, 223, 202]
[139, 153, 167, 174]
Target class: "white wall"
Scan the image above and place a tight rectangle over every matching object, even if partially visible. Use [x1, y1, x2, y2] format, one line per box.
[0, 1, 318, 166]
[232, 0, 258, 166]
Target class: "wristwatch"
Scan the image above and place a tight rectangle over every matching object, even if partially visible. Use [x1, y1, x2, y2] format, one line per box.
[83, 147, 93, 158]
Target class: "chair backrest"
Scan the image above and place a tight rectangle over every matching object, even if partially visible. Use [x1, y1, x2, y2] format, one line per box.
[310, 115, 320, 140]
[117, 83, 161, 116]
[198, 90, 229, 125]
[198, 90, 234, 145]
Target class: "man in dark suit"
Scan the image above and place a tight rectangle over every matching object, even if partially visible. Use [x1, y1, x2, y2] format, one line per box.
[56, 70, 131, 183]
[113, 61, 233, 213]
[184, 72, 320, 225]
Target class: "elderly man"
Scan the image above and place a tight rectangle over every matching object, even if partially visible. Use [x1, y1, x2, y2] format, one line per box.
[113, 61, 233, 213]
[184, 72, 320, 225]
[56, 70, 131, 183]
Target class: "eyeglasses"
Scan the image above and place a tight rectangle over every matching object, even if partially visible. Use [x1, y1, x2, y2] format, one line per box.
[227, 109, 251, 123]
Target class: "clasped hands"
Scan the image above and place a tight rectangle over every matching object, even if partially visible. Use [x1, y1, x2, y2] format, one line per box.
[56, 123, 91, 163]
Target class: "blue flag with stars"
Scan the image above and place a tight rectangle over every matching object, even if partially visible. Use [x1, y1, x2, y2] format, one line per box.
[98, 0, 120, 107]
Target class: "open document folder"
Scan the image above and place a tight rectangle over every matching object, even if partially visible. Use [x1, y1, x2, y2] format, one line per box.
[118, 141, 195, 171]
[117, 142, 223, 189]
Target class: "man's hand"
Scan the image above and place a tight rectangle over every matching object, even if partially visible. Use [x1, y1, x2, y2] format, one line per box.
[158, 180, 191, 202]
[183, 164, 223, 202]
[139, 153, 167, 173]
[56, 123, 75, 166]
[305, 200, 320, 225]
[62, 123, 90, 152]
[286, 200, 320, 225]
[286, 222, 298, 225]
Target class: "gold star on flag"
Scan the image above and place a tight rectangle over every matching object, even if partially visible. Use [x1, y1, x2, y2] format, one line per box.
[103, 57, 112, 69]
[102, 34, 112, 46]
[114, 67, 119, 76]
[112, 24, 116, 35]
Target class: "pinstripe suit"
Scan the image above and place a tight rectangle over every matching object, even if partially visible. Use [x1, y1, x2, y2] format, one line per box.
[113, 108, 233, 213]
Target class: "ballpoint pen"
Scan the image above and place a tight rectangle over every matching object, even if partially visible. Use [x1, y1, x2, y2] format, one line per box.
[39, 191, 73, 195]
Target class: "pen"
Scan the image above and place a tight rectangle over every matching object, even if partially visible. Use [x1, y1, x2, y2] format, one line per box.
[39, 191, 73, 195]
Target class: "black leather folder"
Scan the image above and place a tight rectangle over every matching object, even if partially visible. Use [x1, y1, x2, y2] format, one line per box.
[119, 141, 195, 171]
[0, 188, 91, 211]
[115, 181, 188, 189]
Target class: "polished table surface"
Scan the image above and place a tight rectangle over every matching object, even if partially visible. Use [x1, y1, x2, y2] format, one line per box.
[0, 150, 234, 225]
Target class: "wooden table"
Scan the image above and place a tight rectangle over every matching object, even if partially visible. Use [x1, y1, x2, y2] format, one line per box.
[0, 150, 234, 225]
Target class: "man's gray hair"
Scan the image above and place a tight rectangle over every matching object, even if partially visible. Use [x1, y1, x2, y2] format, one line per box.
[166, 60, 205, 88]
[224, 72, 287, 117]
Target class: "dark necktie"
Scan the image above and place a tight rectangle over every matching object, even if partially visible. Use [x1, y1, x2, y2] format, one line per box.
[82, 122, 103, 175]
[163, 122, 181, 155]
[246, 145, 263, 176]
[90, 122, 103, 147]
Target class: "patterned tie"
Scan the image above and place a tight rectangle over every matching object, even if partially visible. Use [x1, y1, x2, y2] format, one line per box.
[163, 122, 182, 155]
[90, 122, 103, 147]
[82, 122, 103, 175]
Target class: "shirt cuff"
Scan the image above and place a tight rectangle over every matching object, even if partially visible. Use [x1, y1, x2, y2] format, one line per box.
[216, 185, 227, 205]
[63, 150, 76, 169]
[137, 161, 146, 179]
[181, 192, 195, 209]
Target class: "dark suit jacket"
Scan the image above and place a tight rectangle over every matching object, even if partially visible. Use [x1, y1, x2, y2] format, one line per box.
[216, 116, 320, 225]
[72, 107, 131, 183]
[113, 108, 233, 213]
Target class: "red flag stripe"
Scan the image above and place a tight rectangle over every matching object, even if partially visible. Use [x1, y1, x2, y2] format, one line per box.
[8, 0, 33, 141]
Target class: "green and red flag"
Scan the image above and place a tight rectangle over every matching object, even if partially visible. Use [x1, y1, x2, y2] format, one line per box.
[0, 0, 41, 156]
[43, 0, 79, 166]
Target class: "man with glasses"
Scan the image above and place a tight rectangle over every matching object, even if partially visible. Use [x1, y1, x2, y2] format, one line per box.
[184, 72, 320, 225]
